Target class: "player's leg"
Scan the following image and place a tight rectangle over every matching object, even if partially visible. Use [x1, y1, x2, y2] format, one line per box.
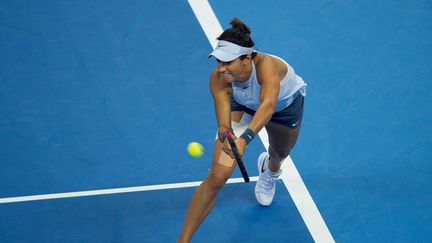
[266, 93, 304, 171]
[255, 94, 304, 206]
[266, 121, 301, 172]
[178, 112, 244, 243]
[254, 122, 301, 206]
[177, 141, 236, 242]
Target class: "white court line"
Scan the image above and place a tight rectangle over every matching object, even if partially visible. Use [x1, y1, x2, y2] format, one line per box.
[0, 177, 258, 204]
[187, 0, 223, 49]
[188, 0, 335, 242]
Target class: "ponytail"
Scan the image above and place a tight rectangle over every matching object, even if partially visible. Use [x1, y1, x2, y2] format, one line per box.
[218, 17, 255, 48]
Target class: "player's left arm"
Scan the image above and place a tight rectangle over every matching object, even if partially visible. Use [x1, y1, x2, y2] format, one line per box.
[236, 57, 279, 149]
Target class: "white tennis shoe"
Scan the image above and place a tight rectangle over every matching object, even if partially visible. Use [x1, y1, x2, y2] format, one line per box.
[255, 152, 282, 206]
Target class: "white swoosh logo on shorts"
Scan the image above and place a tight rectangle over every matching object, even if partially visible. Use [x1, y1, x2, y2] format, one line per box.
[292, 121, 300, 127]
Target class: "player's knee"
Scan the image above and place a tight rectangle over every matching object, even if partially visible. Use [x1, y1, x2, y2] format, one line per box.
[207, 172, 229, 192]
[270, 147, 291, 161]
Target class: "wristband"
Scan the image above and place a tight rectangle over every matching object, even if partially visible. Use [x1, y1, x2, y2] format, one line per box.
[240, 128, 255, 145]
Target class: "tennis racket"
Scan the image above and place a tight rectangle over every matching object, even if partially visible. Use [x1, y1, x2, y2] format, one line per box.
[225, 131, 250, 183]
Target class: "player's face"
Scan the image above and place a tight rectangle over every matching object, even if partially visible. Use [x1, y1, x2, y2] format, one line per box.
[216, 58, 243, 82]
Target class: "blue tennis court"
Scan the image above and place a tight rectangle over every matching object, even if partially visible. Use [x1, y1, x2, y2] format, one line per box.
[1, 0, 431, 242]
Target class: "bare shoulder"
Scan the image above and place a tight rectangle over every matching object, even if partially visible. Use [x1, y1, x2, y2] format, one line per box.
[209, 68, 222, 87]
[255, 53, 287, 82]
[209, 67, 230, 94]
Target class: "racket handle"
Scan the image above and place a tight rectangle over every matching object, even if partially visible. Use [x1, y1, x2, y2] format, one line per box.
[237, 157, 250, 182]
[226, 133, 250, 183]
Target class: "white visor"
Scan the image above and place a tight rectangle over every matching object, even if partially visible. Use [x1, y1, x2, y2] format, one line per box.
[208, 40, 254, 62]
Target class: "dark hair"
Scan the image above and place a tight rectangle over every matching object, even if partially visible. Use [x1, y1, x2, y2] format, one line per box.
[218, 18, 257, 59]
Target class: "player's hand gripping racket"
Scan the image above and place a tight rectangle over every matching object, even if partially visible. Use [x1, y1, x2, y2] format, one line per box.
[225, 131, 250, 183]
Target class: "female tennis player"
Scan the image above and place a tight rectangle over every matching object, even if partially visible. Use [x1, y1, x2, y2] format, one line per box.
[178, 17, 306, 242]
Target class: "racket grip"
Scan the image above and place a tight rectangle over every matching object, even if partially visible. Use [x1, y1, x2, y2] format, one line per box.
[226, 133, 250, 183]
[237, 158, 250, 182]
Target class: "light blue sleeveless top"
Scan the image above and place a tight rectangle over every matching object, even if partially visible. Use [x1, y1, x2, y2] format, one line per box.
[231, 54, 307, 112]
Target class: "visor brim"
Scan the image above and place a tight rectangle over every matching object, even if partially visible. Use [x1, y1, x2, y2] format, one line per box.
[208, 49, 240, 62]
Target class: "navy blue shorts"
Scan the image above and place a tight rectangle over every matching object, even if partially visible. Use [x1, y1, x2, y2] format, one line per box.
[230, 92, 304, 129]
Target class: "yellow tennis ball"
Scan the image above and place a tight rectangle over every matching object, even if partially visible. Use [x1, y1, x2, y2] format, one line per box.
[187, 142, 204, 158]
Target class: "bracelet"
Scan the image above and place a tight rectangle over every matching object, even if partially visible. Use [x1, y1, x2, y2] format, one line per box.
[240, 128, 255, 145]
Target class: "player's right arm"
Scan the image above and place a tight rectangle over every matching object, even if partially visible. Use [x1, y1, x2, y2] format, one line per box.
[209, 68, 232, 143]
